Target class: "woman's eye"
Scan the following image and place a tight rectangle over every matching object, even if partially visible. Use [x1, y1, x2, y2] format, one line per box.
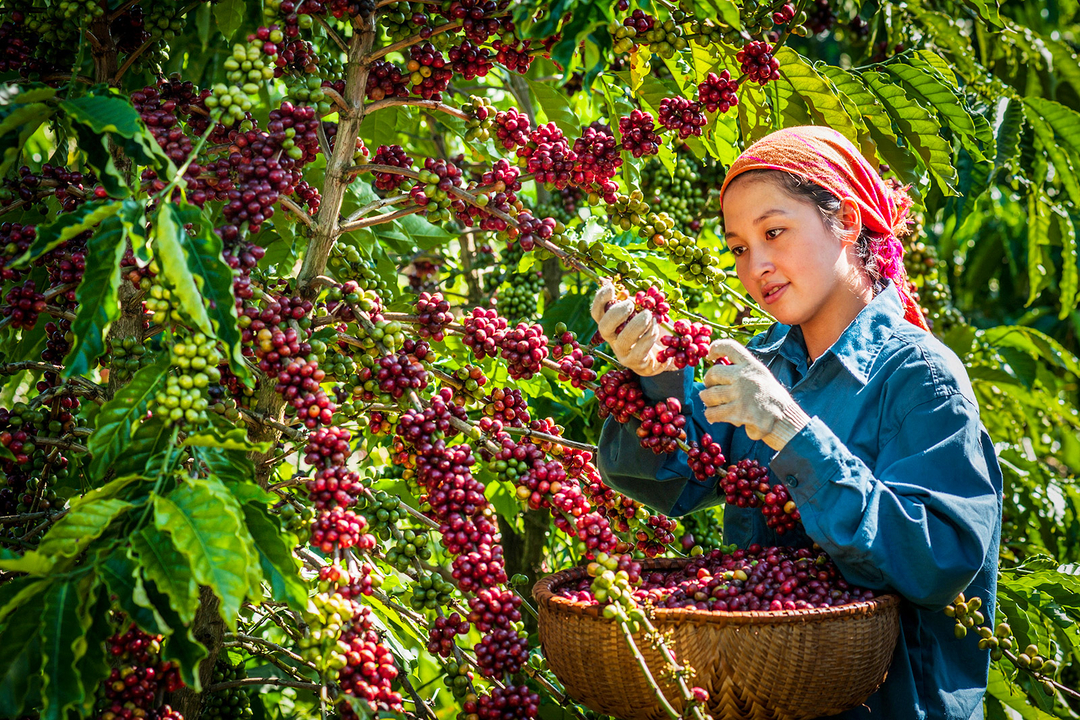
[730, 246, 746, 257]
[766, 228, 784, 239]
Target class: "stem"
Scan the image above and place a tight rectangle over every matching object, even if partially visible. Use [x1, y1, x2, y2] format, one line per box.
[361, 98, 470, 121]
[113, 37, 154, 84]
[312, 13, 349, 53]
[365, 21, 463, 62]
[338, 205, 425, 233]
[281, 196, 317, 230]
[206, 677, 323, 693]
[617, 619, 682, 720]
[342, 192, 410, 225]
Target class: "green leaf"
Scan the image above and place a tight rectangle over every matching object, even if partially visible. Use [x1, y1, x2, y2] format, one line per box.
[14, 201, 123, 267]
[153, 477, 257, 630]
[862, 71, 958, 195]
[0, 497, 132, 575]
[212, 0, 244, 38]
[525, 77, 581, 137]
[698, 0, 740, 28]
[1023, 103, 1080, 206]
[819, 66, 910, 175]
[75, 578, 112, 714]
[1023, 97, 1080, 163]
[0, 576, 51, 624]
[99, 551, 170, 637]
[775, 49, 861, 149]
[62, 95, 145, 137]
[174, 206, 247, 380]
[0, 102, 55, 177]
[40, 581, 85, 720]
[139, 579, 208, 690]
[629, 46, 649, 97]
[110, 417, 176, 480]
[154, 203, 213, 335]
[132, 525, 200, 625]
[242, 504, 308, 609]
[1027, 192, 1052, 306]
[1058, 212, 1077, 321]
[88, 354, 170, 479]
[202, 447, 257, 484]
[62, 215, 127, 377]
[183, 423, 272, 452]
[885, 61, 983, 159]
[960, 0, 1002, 27]
[993, 98, 1024, 179]
[0, 606, 42, 718]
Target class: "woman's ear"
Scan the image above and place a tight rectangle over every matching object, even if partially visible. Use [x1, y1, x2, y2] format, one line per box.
[838, 198, 862, 246]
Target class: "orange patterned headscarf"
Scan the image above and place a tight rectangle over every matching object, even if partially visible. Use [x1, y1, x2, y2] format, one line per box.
[719, 126, 929, 331]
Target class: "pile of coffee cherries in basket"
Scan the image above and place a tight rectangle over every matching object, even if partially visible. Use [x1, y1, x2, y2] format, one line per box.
[558, 545, 876, 612]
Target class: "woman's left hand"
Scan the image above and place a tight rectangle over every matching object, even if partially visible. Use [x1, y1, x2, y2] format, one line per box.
[701, 339, 811, 451]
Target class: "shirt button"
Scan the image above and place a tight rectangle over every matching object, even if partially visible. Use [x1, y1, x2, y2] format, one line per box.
[786, 475, 799, 488]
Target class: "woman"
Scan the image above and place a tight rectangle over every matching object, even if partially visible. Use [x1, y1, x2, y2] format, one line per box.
[592, 126, 1003, 719]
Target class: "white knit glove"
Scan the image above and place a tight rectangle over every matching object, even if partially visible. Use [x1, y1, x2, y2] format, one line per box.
[700, 339, 811, 451]
[590, 283, 677, 377]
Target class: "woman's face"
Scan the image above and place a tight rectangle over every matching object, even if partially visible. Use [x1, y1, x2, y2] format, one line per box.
[722, 176, 851, 327]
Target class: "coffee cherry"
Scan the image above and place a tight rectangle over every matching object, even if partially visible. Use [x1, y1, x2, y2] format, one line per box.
[720, 458, 770, 508]
[371, 145, 414, 191]
[461, 95, 495, 141]
[497, 322, 549, 380]
[657, 319, 712, 368]
[687, 434, 726, 482]
[427, 612, 470, 657]
[493, 107, 531, 150]
[366, 60, 410, 100]
[738, 40, 780, 85]
[473, 684, 539, 720]
[461, 307, 507, 360]
[657, 97, 706, 139]
[2, 279, 46, 330]
[517, 122, 576, 190]
[595, 369, 647, 423]
[448, 40, 493, 80]
[697, 70, 739, 113]
[636, 398, 687, 454]
[619, 110, 662, 158]
[407, 42, 453, 100]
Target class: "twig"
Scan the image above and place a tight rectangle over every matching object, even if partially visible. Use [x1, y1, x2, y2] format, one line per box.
[281, 196, 317, 231]
[114, 37, 155, 84]
[31, 436, 89, 454]
[239, 406, 307, 442]
[207, 677, 324, 693]
[0, 511, 48, 525]
[338, 205, 424, 233]
[361, 98, 470, 121]
[312, 13, 349, 54]
[617, 620, 682, 720]
[500, 425, 598, 453]
[365, 21, 464, 62]
[341, 192, 410, 225]
[227, 633, 320, 672]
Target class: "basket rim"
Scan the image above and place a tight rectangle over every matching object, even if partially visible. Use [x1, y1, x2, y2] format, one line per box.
[533, 557, 901, 626]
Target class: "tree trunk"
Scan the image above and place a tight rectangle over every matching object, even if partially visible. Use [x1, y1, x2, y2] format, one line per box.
[165, 588, 225, 719]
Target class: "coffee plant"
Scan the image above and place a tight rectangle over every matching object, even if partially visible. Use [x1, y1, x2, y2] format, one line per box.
[0, 0, 1078, 718]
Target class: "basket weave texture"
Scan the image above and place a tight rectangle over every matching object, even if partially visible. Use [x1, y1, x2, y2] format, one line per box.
[534, 559, 900, 720]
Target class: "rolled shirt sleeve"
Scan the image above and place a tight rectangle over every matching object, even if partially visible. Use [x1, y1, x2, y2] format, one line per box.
[769, 392, 1001, 610]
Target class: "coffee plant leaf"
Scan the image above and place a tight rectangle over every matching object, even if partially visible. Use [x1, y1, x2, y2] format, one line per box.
[1024, 97, 1080, 158]
[74, 578, 112, 715]
[110, 418, 176, 482]
[153, 203, 214, 338]
[1026, 192, 1054, 306]
[40, 580, 86, 720]
[526, 76, 581, 137]
[174, 205, 248, 380]
[961, 0, 1003, 27]
[152, 476, 259, 630]
[213, 0, 245, 39]
[862, 70, 959, 195]
[140, 576, 209, 690]
[183, 424, 272, 453]
[1058, 212, 1077, 320]
[99, 550, 170, 636]
[62, 96, 172, 176]
[992, 98, 1025, 180]
[819, 66, 907, 173]
[132, 525, 200, 626]
[0, 103, 54, 178]
[13, 200, 123, 267]
[201, 447, 257, 486]
[62, 216, 127, 378]
[87, 354, 170, 479]
[0, 606, 43, 718]
[886, 62, 985, 161]
[0, 576, 51, 625]
[242, 504, 308, 609]
[776, 49, 861, 150]
[1023, 109, 1080, 206]
[0, 498, 132, 575]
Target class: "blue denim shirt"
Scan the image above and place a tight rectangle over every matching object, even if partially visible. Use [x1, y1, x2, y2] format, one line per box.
[597, 284, 1003, 720]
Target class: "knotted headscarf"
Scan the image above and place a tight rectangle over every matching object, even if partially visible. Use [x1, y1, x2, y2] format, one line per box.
[718, 125, 929, 331]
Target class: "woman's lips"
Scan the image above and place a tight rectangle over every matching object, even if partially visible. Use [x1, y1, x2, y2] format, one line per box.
[762, 283, 788, 305]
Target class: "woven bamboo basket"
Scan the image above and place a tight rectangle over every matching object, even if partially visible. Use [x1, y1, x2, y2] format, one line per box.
[534, 559, 900, 720]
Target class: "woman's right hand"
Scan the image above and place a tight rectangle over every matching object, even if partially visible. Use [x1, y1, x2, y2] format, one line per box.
[590, 283, 677, 377]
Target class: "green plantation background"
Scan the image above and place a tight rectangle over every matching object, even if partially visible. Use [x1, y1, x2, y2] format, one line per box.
[0, 0, 1079, 718]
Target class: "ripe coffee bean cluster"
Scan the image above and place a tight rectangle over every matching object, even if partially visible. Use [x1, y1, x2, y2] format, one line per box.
[427, 612, 470, 657]
[2, 280, 46, 330]
[517, 122, 576, 190]
[619, 110, 662, 158]
[372, 144, 414, 191]
[483, 387, 530, 427]
[738, 40, 781, 85]
[470, 685, 540, 720]
[687, 434, 726, 482]
[366, 60, 410, 100]
[561, 545, 875, 612]
[698, 70, 740, 113]
[95, 622, 184, 720]
[407, 42, 453, 100]
[550, 324, 597, 388]
[720, 459, 801, 535]
[415, 291, 453, 341]
[658, 97, 706, 139]
[493, 107, 531, 150]
[610, 10, 654, 54]
[657, 320, 712, 368]
[595, 368, 647, 423]
[571, 124, 622, 199]
[636, 397, 687, 454]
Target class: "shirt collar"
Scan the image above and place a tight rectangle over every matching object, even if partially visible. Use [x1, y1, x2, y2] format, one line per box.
[749, 282, 906, 385]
